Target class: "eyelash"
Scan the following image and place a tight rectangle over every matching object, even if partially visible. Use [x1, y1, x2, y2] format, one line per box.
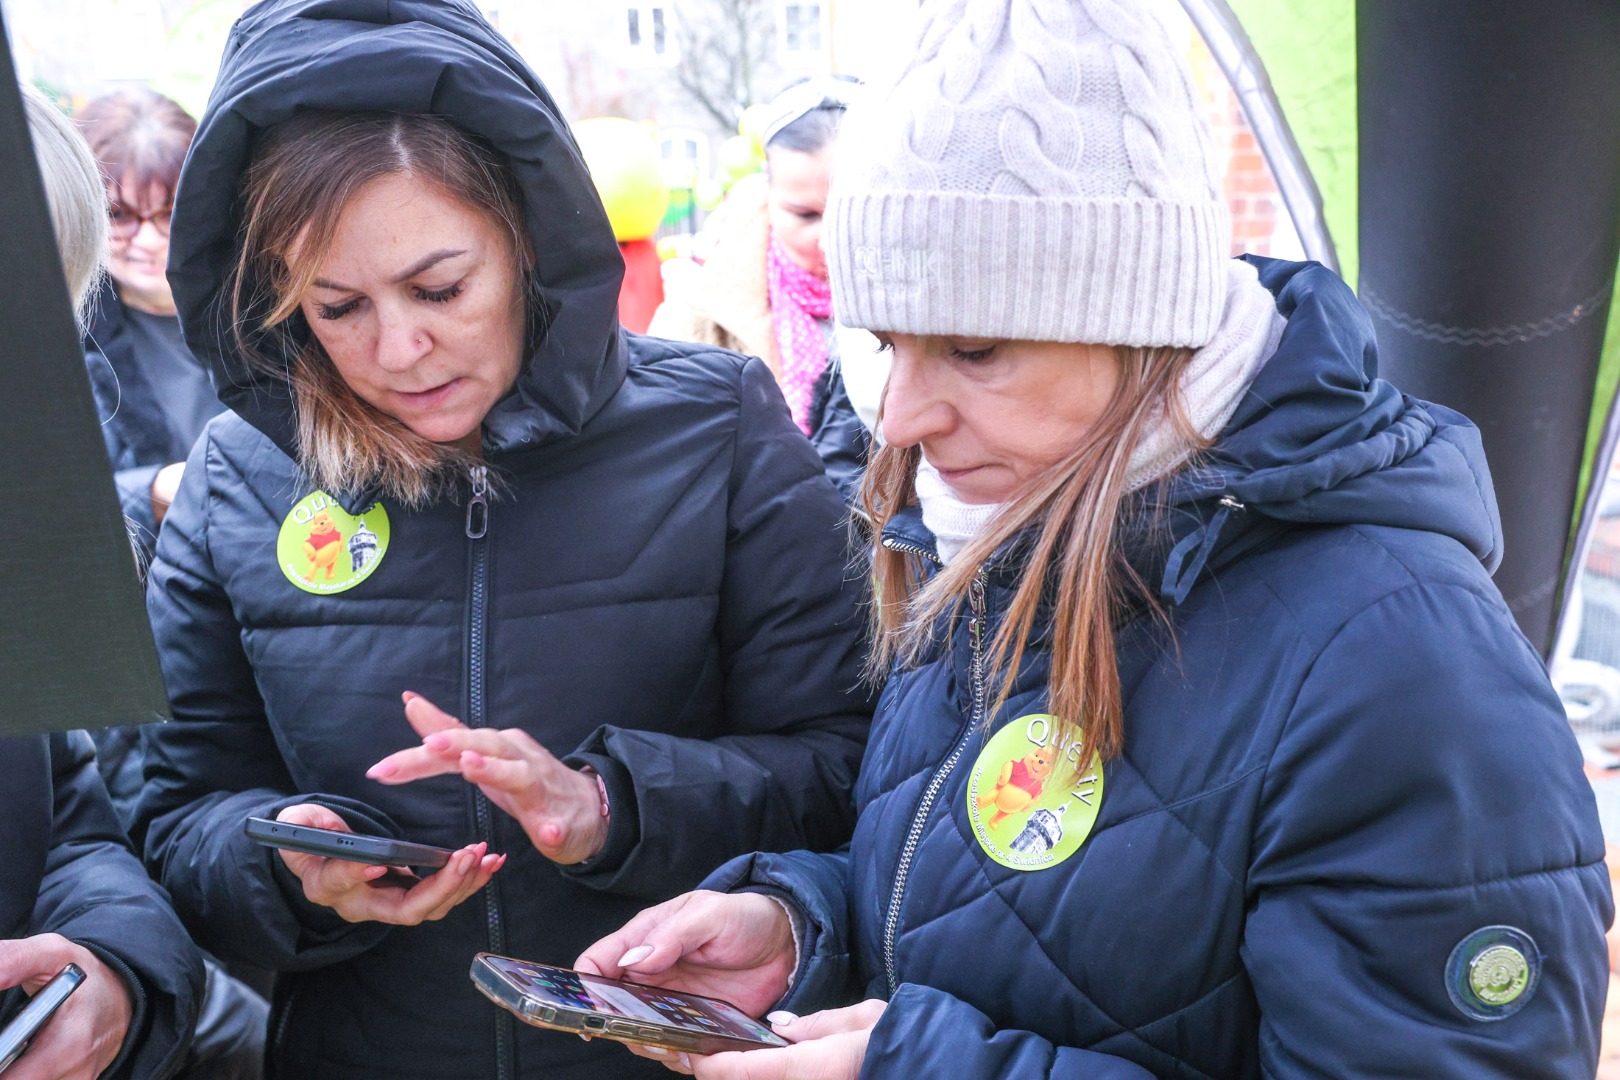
[314, 282, 464, 321]
[870, 341, 996, 362]
[316, 299, 359, 321]
[418, 282, 463, 304]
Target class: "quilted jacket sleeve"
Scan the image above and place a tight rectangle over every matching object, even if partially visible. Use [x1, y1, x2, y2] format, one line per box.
[562, 356, 872, 898]
[131, 432, 394, 973]
[708, 848, 1153, 1080]
[31, 732, 203, 1080]
[1246, 580, 1611, 1078]
[861, 984, 1156, 1080]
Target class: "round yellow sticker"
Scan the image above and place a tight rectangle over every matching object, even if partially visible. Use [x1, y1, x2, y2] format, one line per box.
[276, 492, 390, 595]
[965, 714, 1103, 871]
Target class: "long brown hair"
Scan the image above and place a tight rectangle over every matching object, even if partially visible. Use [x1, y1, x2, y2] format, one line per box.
[862, 344, 1206, 764]
[224, 110, 536, 506]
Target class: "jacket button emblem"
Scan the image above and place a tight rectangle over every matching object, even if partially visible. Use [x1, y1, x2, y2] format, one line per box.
[964, 714, 1102, 871]
[1445, 926, 1540, 1021]
[277, 492, 391, 595]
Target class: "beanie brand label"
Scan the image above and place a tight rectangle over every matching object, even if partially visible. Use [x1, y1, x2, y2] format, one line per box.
[965, 714, 1102, 871]
[277, 492, 390, 595]
[853, 245, 941, 281]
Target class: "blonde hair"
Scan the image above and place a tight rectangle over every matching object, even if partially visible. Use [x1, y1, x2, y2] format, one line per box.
[225, 110, 538, 507]
[862, 344, 1205, 765]
[22, 83, 107, 321]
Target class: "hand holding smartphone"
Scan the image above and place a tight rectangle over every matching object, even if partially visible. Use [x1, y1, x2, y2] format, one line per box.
[244, 816, 453, 869]
[470, 954, 788, 1057]
[0, 964, 84, 1075]
[255, 804, 504, 928]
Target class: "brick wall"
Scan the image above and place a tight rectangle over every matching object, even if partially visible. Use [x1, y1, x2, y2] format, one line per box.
[1186, 33, 1284, 258]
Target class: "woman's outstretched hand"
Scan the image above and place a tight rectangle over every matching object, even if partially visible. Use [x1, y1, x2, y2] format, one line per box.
[272, 803, 503, 925]
[367, 692, 609, 865]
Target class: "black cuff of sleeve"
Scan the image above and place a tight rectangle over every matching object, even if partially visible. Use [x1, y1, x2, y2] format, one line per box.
[72, 940, 149, 1080]
[559, 751, 640, 878]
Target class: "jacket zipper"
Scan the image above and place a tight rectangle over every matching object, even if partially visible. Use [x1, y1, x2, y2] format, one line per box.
[464, 465, 512, 1080]
[881, 570, 988, 995]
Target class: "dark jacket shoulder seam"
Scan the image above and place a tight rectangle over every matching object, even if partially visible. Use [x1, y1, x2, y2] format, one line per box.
[1258, 857, 1609, 897]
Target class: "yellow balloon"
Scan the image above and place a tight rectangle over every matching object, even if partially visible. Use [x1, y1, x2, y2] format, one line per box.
[574, 117, 671, 242]
[695, 177, 728, 211]
[739, 103, 772, 156]
[717, 135, 761, 184]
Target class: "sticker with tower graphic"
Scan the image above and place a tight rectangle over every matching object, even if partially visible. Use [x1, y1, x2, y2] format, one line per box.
[965, 713, 1103, 871]
[276, 492, 391, 595]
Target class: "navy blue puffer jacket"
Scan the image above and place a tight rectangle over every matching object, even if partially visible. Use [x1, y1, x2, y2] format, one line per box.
[130, 3, 870, 1079]
[708, 258, 1612, 1078]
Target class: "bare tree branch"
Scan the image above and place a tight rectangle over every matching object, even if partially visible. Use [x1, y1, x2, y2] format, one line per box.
[669, 0, 775, 134]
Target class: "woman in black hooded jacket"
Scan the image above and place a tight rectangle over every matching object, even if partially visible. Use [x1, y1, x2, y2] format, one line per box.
[128, 3, 871, 1078]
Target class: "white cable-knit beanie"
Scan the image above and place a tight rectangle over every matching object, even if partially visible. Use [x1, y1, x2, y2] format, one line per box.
[826, 0, 1230, 348]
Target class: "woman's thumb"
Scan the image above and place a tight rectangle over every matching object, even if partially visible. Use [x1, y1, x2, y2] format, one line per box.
[770, 999, 887, 1043]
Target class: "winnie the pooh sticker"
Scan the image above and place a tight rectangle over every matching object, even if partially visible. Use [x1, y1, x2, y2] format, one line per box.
[965, 714, 1102, 871]
[276, 492, 390, 595]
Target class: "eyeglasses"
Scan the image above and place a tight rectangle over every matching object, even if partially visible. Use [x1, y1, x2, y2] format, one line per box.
[108, 203, 173, 240]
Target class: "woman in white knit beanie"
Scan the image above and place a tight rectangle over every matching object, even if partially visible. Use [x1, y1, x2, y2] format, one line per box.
[580, 2, 1608, 1077]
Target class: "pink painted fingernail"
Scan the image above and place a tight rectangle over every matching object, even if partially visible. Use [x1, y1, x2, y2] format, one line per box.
[618, 945, 653, 967]
[364, 865, 388, 879]
[643, 1046, 668, 1057]
[365, 761, 397, 780]
[402, 691, 419, 704]
[767, 1010, 798, 1026]
[678, 1053, 692, 1070]
[425, 733, 451, 751]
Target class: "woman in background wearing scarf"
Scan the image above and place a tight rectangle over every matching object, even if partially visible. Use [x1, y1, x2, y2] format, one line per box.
[650, 79, 870, 506]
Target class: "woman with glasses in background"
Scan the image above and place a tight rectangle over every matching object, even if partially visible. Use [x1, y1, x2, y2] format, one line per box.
[77, 88, 271, 1080]
[79, 89, 224, 561]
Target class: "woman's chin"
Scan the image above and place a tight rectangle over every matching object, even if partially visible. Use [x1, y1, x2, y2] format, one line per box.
[395, 417, 481, 449]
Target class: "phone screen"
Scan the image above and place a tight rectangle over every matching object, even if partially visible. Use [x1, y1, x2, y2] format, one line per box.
[482, 957, 781, 1044]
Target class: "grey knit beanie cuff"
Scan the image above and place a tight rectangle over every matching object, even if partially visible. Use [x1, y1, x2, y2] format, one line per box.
[827, 190, 1230, 348]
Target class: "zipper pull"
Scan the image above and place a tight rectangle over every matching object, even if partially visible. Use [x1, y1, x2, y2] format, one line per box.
[969, 574, 987, 651]
[465, 465, 489, 539]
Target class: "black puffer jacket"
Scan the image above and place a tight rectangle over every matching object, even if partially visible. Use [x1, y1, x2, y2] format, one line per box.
[132, 3, 871, 1078]
[0, 733, 202, 1080]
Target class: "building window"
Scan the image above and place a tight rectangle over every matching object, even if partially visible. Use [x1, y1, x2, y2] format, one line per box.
[781, 2, 823, 55]
[627, 5, 670, 57]
[660, 129, 710, 185]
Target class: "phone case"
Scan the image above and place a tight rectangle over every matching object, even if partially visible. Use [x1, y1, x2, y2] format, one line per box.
[469, 954, 787, 1056]
[0, 963, 85, 1074]
[243, 817, 453, 869]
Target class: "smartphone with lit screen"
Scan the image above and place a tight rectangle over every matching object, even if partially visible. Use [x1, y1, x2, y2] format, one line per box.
[470, 953, 788, 1056]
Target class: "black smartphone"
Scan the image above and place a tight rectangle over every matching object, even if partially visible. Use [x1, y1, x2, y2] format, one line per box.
[244, 816, 453, 869]
[0, 963, 85, 1074]
[470, 954, 789, 1056]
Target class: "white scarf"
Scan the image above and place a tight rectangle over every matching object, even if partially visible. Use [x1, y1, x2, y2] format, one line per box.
[918, 261, 1284, 566]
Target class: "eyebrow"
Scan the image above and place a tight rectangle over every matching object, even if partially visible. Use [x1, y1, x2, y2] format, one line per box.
[311, 248, 468, 292]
